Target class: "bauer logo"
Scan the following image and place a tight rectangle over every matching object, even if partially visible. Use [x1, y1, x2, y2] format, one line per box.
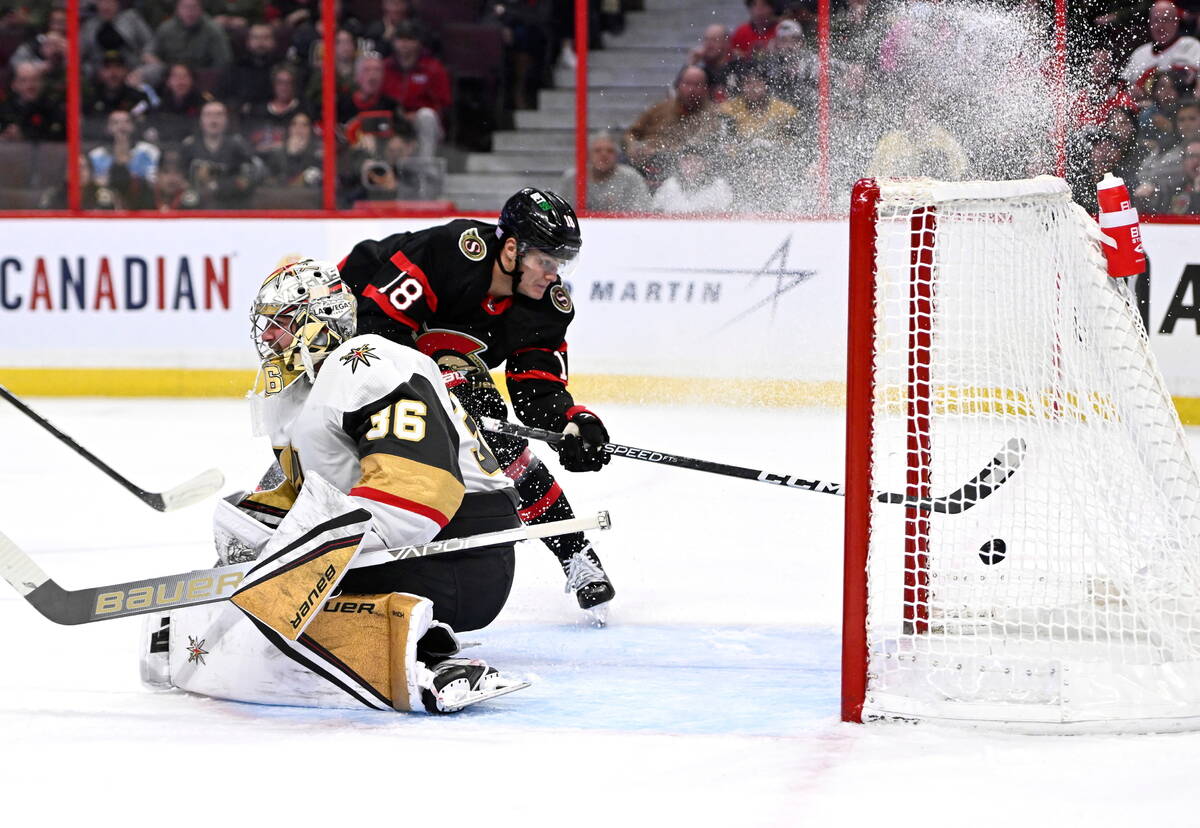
[0, 255, 233, 311]
[93, 571, 245, 617]
[289, 564, 340, 630]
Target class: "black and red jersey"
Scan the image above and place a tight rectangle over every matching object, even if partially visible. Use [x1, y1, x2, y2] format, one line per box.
[337, 219, 581, 430]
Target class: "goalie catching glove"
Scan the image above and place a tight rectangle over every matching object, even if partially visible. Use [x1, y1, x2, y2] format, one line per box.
[558, 407, 610, 472]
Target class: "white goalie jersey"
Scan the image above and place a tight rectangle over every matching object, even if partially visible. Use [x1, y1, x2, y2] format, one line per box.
[239, 333, 514, 565]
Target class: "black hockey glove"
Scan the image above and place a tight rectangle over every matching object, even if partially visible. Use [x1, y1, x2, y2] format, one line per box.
[558, 407, 610, 472]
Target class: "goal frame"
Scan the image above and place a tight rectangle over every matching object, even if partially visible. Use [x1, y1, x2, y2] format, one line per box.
[840, 176, 1200, 733]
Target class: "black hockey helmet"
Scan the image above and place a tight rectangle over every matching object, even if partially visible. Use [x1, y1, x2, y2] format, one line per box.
[497, 188, 582, 263]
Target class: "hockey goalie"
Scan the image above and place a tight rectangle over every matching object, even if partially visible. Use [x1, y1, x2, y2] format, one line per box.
[140, 258, 528, 714]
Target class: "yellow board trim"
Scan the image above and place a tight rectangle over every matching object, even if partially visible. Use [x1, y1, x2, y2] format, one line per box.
[3, 367, 1199, 425]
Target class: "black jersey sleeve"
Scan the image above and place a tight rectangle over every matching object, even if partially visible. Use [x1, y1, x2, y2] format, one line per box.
[338, 231, 440, 339]
[504, 282, 579, 431]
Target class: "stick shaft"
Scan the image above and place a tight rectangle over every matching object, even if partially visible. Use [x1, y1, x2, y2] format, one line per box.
[481, 419, 1025, 515]
[0, 511, 610, 625]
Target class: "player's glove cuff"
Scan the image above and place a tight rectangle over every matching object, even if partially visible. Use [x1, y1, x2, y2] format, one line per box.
[558, 408, 610, 472]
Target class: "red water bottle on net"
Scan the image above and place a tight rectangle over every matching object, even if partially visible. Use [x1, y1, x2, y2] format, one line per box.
[1096, 173, 1147, 278]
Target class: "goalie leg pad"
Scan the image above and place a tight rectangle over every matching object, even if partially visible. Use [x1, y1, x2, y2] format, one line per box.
[149, 591, 442, 711]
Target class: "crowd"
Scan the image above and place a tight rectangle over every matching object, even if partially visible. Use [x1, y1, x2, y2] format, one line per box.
[0, 0, 623, 210]
[564, 0, 1200, 217]
[6, 1, 1200, 215]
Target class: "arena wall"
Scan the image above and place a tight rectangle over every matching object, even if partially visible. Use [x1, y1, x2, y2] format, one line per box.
[0, 217, 1197, 422]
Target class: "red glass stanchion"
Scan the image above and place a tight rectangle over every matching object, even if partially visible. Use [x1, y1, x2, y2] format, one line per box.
[574, 0, 588, 212]
[66, 0, 81, 212]
[321, 0, 337, 211]
[817, 0, 830, 217]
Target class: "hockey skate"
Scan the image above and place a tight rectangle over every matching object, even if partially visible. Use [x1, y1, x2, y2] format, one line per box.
[560, 546, 615, 626]
[420, 658, 530, 714]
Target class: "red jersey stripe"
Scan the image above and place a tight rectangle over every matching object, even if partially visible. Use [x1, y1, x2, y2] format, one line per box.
[519, 481, 563, 522]
[362, 285, 419, 330]
[506, 369, 566, 385]
[389, 249, 438, 311]
[350, 486, 451, 528]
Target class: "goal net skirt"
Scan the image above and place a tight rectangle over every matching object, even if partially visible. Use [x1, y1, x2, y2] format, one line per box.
[842, 177, 1200, 733]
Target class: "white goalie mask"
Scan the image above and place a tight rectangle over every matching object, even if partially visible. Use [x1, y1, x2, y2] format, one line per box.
[251, 258, 357, 396]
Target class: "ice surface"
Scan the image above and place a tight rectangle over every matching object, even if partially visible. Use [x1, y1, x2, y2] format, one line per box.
[2, 399, 1200, 825]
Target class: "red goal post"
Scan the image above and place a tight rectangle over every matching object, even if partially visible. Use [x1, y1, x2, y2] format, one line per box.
[842, 176, 1200, 733]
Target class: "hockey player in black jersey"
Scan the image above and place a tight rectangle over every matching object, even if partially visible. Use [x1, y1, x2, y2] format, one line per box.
[337, 188, 615, 619]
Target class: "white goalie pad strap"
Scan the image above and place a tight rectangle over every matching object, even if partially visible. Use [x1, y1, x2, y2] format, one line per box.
[161, 592, 437, 711]
[212, 494, 275, 564]
[231, 471, 373, 640]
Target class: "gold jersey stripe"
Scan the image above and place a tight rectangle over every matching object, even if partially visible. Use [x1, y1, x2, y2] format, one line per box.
[355, 452, 465, 524]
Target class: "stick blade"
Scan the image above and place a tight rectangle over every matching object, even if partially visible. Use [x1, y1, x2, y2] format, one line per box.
[156, 468, 225, 511]
[937, 436, 1027, 514]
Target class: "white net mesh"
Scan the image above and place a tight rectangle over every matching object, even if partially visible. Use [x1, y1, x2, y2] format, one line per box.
[861, 177, 1200, 731]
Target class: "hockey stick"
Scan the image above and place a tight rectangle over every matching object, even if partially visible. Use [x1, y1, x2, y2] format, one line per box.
[480, 418, 1026, 516]
[0, 385, 224, 512]
[0, 511, 611, 626]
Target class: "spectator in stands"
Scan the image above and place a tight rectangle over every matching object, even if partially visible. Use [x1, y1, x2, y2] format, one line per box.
[720, 60, 799, 144]
[625, 65, 724, 185]
[730, 0, 781, 59]
[651, 143, 733, 214]
[1139, 69, 1184, 136]
[382, 23, 449, 160]
[362, 0, 415, 57]
[145, 0, 234, 86]
[148, 147, 200, 209]
[41, 153, 119, 210]
[81, 0, 154, 73]
[557, 129, 651, 212]
[760, 19, 816, 114]
[148, 62, 209, 144]
[1159, 139, 1200, 212]
[307, 27, 357, 110]
[0, 62, 66, 142]
[1123, 1, 1200, 96]
[180, 99, 257, 207]
[262, 109, 321, 188]
[243, 63, 308, 152]
[1074, 47, 1137, 137]
[688, 24, 737, 102]
[227, 22, 278, 111]
[84, 51, 152, 140]
[87, 109, 160, 209]
[1104, 107, 1147, 183]
[1136, 97, 1200, 205]
[867, 102, 968, 180]
[10, 8, 67, 77]
[338, 54, 399, 132]
[208, 0, 261, 35]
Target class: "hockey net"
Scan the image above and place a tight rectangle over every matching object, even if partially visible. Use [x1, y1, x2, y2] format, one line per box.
[842, 176, 1200, 732]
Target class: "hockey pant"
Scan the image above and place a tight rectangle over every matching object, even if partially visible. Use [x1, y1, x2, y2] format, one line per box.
[451, 379, 589, 563]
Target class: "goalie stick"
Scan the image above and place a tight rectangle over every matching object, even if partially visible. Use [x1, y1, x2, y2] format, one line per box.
[0, 385, 224, 512]
[480, 418, 1026, 516]
[0, 511, 611, 626]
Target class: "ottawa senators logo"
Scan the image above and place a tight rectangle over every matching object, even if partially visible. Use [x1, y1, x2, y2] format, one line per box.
[549, 284, 573, 313]
[458, 227, 487, 262]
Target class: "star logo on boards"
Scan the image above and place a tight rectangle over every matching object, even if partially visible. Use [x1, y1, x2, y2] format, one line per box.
[339, 344, 380, 373]
[186, 636, 209, 665]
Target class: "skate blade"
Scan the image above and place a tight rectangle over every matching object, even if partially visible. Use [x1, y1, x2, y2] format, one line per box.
[585, 603, 610, 628]
[441, 680, 531, 712]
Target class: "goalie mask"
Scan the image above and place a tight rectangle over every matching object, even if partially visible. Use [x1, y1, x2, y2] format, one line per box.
[251, 258, 357, 396]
